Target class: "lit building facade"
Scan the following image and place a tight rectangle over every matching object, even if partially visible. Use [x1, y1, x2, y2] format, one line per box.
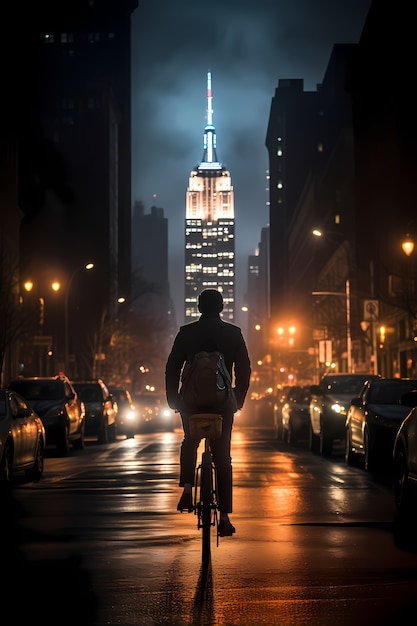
[184, 72, 235, 322]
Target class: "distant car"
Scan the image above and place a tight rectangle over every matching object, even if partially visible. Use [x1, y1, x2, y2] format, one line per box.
[281, 385, 311, 445]
[0, 388, 46, 485]
[345, 377, 417, 473]
[393, 390, 417, 516]
[309, 373, 381, 456]
[273, 386, 292, 439]
[73, 380, 117, 443]
[7, 374, 85, 455]
[254, 394, 275, 427]
[109, 387, 138, 439]
[135, 394, 177, 432]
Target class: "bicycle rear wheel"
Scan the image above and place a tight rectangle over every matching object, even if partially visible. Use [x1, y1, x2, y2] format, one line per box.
[201, 449, 213, 564]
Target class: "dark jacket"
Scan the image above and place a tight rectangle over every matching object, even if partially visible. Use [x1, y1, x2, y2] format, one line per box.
[165, 313, 251, 412]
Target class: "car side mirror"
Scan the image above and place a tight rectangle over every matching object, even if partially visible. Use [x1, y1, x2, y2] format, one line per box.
[400, 391, 417, 407]
[310, 385, 321, 396]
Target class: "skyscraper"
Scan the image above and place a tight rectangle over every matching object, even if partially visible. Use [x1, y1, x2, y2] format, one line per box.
[184, 72, 235, 322]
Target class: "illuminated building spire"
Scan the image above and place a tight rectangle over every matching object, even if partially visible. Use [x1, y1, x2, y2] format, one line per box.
[185, 71, 235, 322]
[199, 71, 221, 170]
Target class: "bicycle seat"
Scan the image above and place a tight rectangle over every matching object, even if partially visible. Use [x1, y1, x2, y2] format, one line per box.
[189, 413, 223, 439]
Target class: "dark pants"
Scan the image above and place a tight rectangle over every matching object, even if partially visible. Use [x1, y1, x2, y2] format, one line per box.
[179, 411, 234, 513]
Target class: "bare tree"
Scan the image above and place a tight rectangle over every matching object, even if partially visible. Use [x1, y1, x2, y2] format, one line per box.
[0, 236, 30, 386]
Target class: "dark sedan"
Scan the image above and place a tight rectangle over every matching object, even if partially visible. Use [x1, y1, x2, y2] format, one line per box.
[281, 385, 311, 445]
[393, 390, 417, 516]
[309, 373, 381, 456]
[345, 377, 417, 473]
[109, 387, 139, 439]
[0, 389, 46, 485]
[135, 394, 178, 432]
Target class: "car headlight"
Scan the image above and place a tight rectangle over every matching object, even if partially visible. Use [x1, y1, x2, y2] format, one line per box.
[331, 403, 346, 415]
[125, 410, 136, 422]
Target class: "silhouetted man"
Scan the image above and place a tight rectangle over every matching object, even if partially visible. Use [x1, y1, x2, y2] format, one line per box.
[165, 289, 251, 536]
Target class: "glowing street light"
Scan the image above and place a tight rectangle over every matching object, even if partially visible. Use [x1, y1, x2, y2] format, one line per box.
[402, 233, 415, 257]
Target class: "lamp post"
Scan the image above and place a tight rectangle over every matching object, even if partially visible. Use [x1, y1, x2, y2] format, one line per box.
[23, 279, 61, 375]
[64, 262, 94, 373]
[402, 233, 415, 312]
[312, 279, 352, 373]
[401, 234, 416, 365]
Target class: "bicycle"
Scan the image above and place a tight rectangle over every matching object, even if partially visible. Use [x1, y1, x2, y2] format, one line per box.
[189, 412, 223, 565]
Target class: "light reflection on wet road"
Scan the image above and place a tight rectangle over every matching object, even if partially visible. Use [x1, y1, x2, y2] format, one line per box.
[6, 427, 417, 625]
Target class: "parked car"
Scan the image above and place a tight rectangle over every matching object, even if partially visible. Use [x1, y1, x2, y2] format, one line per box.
[345, 377, 417, 473]
[0, 389, 46, 486]
[7, 374, 85, 455]
[281, 385, 311, 445]
[273, 385, 292, 439]
[73, 380, 117, 443]
[109, 387, 138, 438]
[135, 394, 178, 432]
[393, 390, 417, 516]
[254, 394, 275, 427]
[309, 373, 381, 456]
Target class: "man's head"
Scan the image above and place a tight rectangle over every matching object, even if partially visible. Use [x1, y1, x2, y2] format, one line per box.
[198, 289, 223, 315]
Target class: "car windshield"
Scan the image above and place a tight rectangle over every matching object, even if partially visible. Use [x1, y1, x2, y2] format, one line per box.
[110, 390, 130, 404]
[324, 376, 368, 395]
[368, 381, 417, 404]
[296, 388, 311, 403]
[9, 380, 63, 400]
[75, 385, 102, 402]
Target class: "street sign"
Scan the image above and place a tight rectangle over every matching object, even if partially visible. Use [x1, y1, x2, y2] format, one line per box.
[363, 300, 379, 322]
[33, 335, 53, 346]
[319, 340, 332, 363]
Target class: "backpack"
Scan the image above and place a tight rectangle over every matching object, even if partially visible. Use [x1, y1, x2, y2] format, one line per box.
[179, 350, 236, 413]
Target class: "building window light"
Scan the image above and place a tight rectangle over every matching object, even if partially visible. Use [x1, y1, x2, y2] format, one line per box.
[277, 149, 283, 157]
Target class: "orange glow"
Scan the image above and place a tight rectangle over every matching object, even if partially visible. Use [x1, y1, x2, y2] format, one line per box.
[402, 234, 414, 256]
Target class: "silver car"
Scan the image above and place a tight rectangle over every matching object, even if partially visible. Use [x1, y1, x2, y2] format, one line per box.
[0, 389, 46, 485]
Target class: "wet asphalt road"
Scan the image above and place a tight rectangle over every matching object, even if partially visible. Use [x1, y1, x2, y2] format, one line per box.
[5, 426, 417, 625]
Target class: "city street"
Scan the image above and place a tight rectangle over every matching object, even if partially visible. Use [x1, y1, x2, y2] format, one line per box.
[5, 426, 417, 625]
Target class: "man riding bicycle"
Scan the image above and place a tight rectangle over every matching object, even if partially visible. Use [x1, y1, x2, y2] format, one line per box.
[165, 289, 251, 536]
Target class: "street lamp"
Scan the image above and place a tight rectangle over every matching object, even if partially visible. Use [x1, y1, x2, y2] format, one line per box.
[401, 233, 416, 352]
[23, 278, 61, 375]
[402, 233, 414, 258]
[312, 279, 352, 373]
[64, 262, 94, 373]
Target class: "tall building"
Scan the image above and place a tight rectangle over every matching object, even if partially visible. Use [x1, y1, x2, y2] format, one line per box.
[184, 72, 235, 322]
[132, 200, 174, 325]
[14, 0, 137, 378]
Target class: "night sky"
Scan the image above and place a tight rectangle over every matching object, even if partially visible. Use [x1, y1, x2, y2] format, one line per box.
[131, 0, 372, 326]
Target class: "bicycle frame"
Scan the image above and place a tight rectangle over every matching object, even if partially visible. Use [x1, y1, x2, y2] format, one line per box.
[190, 413, 222, 564]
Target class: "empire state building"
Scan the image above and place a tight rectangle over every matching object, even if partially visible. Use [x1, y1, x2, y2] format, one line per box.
[184, 72, 235, 322]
